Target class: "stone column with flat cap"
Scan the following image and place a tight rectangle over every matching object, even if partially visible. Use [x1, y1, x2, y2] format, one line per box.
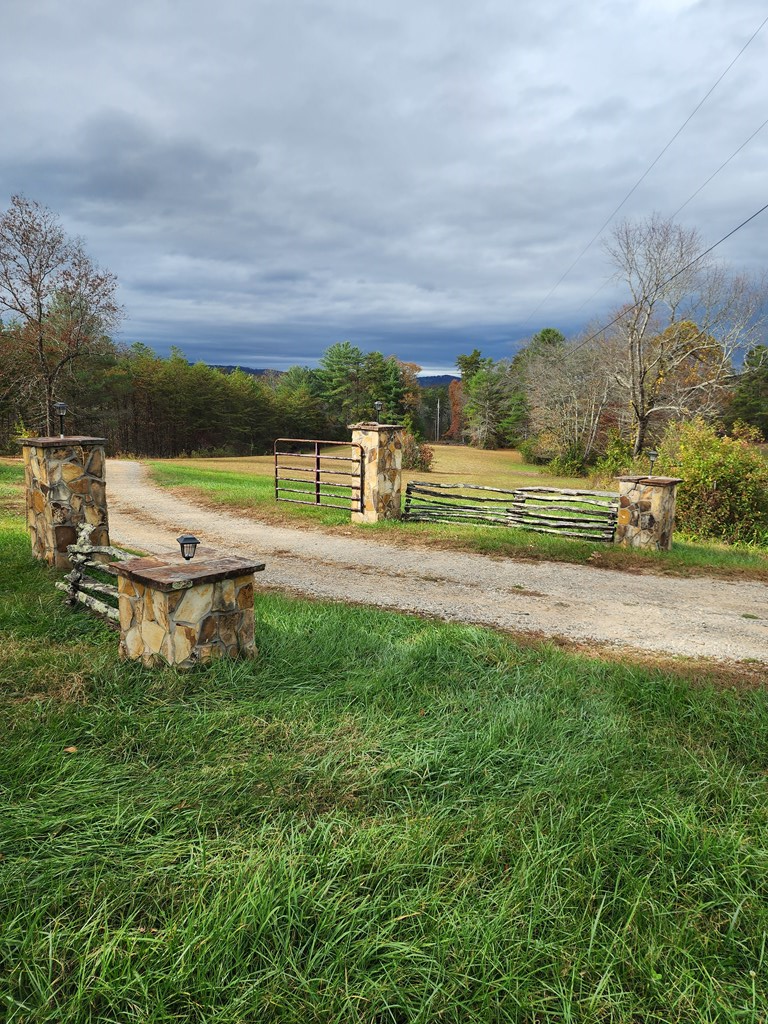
[615, 475, 684, 550]
[19, 436, 109, 568]
[349, 422, 404, 523]
[115, 548, 266, 669]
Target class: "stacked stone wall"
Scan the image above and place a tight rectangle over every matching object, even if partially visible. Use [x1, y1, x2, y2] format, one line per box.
[118, 573, 255, 669]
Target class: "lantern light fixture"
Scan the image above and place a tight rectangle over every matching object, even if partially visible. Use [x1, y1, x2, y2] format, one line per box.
[53, 401, 67, 438]
[647, 448, 659, 473]
[374, 400, 383, 421]
[177, 534, 200, 561]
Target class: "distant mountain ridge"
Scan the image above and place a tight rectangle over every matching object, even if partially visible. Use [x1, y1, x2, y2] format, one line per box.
[417, 374, 459, 388]
[210, 364, 280, 377]
[209, 364, 458, 388]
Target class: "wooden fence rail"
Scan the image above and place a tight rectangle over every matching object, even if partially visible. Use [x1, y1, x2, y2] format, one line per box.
[403, 481, 618, 541]
[54, 524, 133, 622]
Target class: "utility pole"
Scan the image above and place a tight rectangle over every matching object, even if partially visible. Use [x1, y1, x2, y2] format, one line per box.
[435, 397, 440, 442]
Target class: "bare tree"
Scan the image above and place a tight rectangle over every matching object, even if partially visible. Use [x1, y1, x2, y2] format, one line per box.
[604, 214, 766, 455]
[526, 334, 622, 463]
[0, 195, 122, 435]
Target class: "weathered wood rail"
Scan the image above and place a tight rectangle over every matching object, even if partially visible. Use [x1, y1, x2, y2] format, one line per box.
[403, 481, 618, 541]
[54, 524, 133, 623]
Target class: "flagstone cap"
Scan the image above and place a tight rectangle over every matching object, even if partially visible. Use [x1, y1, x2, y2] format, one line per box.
[348, 422, 404, 430]
[616, 475, 683, 486]
[115, 548, 266, 592]
[19, 436, 107, 447]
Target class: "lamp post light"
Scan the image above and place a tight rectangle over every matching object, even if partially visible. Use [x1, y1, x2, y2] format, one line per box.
[374, 400, 383, 422]
[177, 535, 200, 561]
[647, 448, 659, 473]
[53, 401, 67, 438]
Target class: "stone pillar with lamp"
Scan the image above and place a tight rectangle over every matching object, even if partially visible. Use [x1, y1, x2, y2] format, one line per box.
[19, 403, 110, 569]
[348, 419, 404, 523]
[115, 536, 266, 668]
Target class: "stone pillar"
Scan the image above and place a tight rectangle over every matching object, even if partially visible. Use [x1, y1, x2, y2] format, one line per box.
[115, 550, 266, 669]
[615, 475, 683, 551]
[20, 436, 109, 569]
[349, 422, 404, 523]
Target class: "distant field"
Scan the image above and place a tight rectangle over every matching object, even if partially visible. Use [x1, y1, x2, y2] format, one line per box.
[156, 444, 585, 492]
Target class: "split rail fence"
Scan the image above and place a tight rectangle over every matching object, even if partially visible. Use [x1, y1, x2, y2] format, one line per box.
[403, 482, 619, 542]
[54, 524, 131, 622]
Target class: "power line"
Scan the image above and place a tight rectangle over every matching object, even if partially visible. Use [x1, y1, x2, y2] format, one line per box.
[567, 198, 768, 355]
[573, 112, 768, 316]
[670, 114, 768, 219]
[521, 11, 768, 329]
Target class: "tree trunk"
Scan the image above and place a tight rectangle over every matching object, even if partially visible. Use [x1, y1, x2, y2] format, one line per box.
[44, 377, 54, 436]
[632, 417, 648, 458]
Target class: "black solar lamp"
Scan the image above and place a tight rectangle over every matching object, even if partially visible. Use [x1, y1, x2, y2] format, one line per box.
[53, 401, 67, 437]
[177, 535, 200, 561]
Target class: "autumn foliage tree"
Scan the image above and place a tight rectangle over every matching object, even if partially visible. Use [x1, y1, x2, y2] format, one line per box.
[0, 195, 122, 435]
[444, 378, 464, 440]
[604, 214, 765, 456]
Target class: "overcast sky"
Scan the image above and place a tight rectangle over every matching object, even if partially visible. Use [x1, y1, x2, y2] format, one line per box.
[2, 0, 767, 374]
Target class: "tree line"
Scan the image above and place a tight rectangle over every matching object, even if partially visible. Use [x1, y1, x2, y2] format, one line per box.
[0, 335, 437, 457]
[450, 215, 767, 471]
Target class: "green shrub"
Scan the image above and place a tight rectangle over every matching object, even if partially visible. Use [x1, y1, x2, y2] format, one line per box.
[547, 444, 587, 478]
[657, 418, 768, 545]
[592, 431, 635, 479]
[518, 437, 550, 465]
[188, 445, 238, 459]
[401, 432, 434, 472]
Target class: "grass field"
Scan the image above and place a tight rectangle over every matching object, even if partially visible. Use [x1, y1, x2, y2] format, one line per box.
[2, 478, 768, 1022]
[146, 446, 768, 580]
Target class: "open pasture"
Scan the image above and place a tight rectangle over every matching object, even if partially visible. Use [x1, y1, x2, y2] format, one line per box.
[155, 444, 583, 492]
[147, 448, 768, 580]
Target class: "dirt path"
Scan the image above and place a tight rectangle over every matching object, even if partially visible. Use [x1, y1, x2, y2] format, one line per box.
[106, 460, 768, 666]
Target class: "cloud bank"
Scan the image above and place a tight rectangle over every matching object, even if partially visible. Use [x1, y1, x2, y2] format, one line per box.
[2, 0, 767, 372]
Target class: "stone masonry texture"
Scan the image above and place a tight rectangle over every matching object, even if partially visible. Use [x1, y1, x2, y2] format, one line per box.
[349, 423, 404, 523]
[615, 475, 683, 551]
[21, 436, 109, 569]
[115, 550, 264, 669]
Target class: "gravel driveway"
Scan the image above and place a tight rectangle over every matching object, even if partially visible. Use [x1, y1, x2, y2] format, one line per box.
[106, 460, 768, 666]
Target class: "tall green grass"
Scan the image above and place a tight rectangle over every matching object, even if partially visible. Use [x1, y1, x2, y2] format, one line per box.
[2, 510, 768, 1022]
[0, 461, 25, 501]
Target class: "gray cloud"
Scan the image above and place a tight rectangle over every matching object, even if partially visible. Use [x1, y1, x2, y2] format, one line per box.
[2, 0, 767, 372]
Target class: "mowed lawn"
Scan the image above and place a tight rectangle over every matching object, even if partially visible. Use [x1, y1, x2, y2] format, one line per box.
[152, 444, 583, 494]
[2, 469, 768, 1022]
[148, 446, 768, 580]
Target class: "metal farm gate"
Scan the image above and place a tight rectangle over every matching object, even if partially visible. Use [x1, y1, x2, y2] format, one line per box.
[274, 438, 364, 512]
